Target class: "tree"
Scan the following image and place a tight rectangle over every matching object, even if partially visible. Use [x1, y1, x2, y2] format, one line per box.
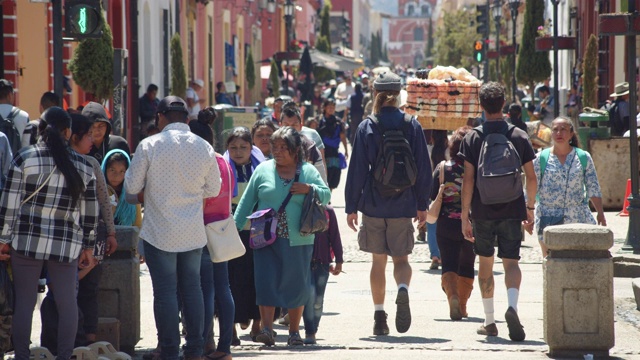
[269, 59, 280, 98]
[314, 36, 335, 82]
[68, 9, 113, 102]
[516, 0, 551, 101]
[424, 19, 434, 66]
[433, 10, 477, 69]
[170, 33, 187, 99]
[320, 2, 332, 50]
[582, 34, 599, 109]
[246, 49, 256, 91]
[299, 47, 314, 102]
[370, 32, 379, 66]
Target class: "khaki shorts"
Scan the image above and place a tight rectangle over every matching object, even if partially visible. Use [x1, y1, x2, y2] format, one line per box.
[358, 214, 415, 257]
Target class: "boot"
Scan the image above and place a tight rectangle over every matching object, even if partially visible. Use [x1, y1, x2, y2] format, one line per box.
[441, 272, 462, 320]
[458, 276, 474, 318]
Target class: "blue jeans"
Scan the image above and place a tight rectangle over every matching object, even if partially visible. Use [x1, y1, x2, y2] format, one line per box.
[302, 262, 330, 335]
[427, 222, 440, 259]
[144, 241, 204, 360]
[200, 247, 235, 355]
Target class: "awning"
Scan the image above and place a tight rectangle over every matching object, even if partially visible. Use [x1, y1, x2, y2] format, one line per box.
[308, 49, 362, 72]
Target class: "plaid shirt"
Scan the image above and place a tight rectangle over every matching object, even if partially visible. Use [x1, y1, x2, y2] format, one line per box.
[0, 144, 98, 262]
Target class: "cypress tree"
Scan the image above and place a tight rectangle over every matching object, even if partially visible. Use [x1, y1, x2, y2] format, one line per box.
[170, 33, 187, 99]
[269, 59, 280, 97]
[246, 49, 256, 91]
[582, 34, 598, 109]
[516, 0, 551, 100]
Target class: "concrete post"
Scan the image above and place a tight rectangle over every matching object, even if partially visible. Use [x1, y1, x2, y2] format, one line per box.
[98, 226, 141, 354]
[543, 224, 614, 357]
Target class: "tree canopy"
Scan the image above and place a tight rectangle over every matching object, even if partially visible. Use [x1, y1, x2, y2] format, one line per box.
[433, 10, 477, 69]
[516, 0, 551, 93]
[170, 33, 187, 99]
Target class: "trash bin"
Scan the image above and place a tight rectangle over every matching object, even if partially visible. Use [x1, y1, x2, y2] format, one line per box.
[212, 105, 259, 153]
[578, 111, 610, 150]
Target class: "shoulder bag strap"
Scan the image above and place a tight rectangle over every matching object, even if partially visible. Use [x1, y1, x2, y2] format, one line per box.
[536, 148, 551, 203]
[439, 160, 445, 186]
[21, 166, 56, 206]
[277, 165, 301, 214]
[574, 148, 589, 204]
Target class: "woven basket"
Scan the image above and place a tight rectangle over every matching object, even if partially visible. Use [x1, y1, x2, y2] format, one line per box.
[418, 116, 469, 131]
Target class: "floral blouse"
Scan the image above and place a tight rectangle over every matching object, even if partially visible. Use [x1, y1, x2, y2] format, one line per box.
[533, 148, 602, 241]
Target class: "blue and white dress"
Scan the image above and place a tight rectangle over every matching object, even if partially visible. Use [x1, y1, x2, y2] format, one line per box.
[533, 148, 602, 241]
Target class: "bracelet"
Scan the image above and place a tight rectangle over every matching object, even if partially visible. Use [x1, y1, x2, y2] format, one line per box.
[526, 206, 535, 210]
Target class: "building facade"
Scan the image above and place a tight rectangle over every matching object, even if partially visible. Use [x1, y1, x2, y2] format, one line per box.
[387, 0, 436, 68]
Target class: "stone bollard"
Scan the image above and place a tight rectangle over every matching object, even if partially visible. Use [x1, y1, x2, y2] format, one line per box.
[98, 226, 141, 354]
[543, 224, 614, 358]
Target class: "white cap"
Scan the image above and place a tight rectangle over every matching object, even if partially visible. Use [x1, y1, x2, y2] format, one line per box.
[329, 79, 337, 86]
[361, 74, 369, 79]
[192, 79, 204, 87]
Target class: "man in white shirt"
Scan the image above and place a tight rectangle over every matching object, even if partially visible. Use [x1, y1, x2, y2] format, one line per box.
[124, 96, 221, 360]
[335, 76, 355, 115]
[186, 79, 206, 120]
[0, 79, 30, 152]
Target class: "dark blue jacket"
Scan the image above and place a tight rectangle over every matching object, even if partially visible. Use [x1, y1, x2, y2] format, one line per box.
[344, 107, 432, 218]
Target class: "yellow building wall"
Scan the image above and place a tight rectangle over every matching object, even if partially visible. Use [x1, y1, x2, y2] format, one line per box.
[15, 1, 50, 117]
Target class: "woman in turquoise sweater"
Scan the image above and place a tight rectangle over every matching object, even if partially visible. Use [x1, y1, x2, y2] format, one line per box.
[234, 126, 330, 347]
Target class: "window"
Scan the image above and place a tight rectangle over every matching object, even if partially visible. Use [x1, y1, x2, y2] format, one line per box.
[421, 4, 431, 17]
[414, 27, 424, 41]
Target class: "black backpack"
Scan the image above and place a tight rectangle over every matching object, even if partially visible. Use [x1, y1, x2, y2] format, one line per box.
[0, 107, 21, 154]
[370, 113, 418, 197]
[474, 123, 523, 205]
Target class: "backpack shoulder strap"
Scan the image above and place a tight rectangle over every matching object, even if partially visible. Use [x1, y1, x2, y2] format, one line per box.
[535, 148, 551, 203]
[575, 147, 588, 174]
[6, 107, 20, 121]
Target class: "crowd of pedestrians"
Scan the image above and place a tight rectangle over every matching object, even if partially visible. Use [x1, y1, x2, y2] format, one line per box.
[0, 73, 610, 360]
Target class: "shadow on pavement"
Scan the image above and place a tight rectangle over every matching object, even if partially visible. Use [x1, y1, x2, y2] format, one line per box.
[476, 337, 547, 346]
[358, 336, 449, 344]
[433, 316, 484, 323]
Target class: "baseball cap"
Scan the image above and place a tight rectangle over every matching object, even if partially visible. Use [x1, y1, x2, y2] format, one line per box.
[329, 79, 337, 86]
[373, 72, 402, 92]
[157, 96, 189, 114]
[0, 79, 14, 91]
[361, 74, 369, 79]
[192, 79, 204, 87]
[82, 101, 110, 122]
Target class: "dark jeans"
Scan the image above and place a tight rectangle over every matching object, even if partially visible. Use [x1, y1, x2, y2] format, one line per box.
[144, 241, 204, 360]
[302, 262, 330, 335]
[436, 227, 476, 279]
[200, 247, 235, 355]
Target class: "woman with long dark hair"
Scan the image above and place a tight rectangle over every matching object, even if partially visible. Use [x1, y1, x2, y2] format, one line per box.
[317, 98, 348, 191]
[430, 126, 476, 320]
[0, 107, 99, 360]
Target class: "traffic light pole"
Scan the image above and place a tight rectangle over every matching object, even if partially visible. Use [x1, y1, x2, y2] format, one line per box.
[53, 0, 64, 98]
[483, 0, 490, 82]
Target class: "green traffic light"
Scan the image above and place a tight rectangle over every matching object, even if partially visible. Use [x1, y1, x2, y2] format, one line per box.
[476, 53, 482, 62]
[79, 7, 87, 33]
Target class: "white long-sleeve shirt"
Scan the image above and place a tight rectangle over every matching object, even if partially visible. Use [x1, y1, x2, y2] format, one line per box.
[125, 122, 221, 252]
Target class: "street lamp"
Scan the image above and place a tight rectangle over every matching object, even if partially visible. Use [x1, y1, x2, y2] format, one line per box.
[283, 0, 294, 96]
[508, 0, 520, 103]
[551, 0, 560, 117]
[492, 0, 502, 84]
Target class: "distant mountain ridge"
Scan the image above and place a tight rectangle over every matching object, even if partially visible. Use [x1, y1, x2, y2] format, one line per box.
[370, 0, 398, 15]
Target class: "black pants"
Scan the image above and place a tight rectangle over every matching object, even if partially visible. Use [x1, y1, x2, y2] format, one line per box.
[40, 292, 86, 353]
[77, 263, 103, 334]
[436, 228, 476, 279]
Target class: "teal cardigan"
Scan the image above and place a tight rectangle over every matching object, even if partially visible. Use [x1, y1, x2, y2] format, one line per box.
[233, 160, 331, 246]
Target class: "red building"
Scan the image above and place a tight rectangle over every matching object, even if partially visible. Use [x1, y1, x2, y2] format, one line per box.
[387, 0, 436, 68]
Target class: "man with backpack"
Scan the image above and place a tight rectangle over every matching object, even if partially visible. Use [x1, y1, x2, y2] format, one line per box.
[0, 79, 30, 154]
[458, 82, 536, 342]
[345, 71, 431, 336]
[608, 81, 630, 136]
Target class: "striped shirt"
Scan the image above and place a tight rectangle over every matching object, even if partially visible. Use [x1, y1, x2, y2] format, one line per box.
[0, 144, 99, 262]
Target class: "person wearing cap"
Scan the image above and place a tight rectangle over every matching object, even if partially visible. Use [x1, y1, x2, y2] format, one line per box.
[82, 101, 130, 163]
[0, 78, 30, 152]
[187, 79, 207, 120]
[609, 81, 630, 136]
[323, 79, 338, 100]
[344, 71, 431, 336]
[533, 85, 554, 125]
[124, 96, 221, 360]
[361, 73, 371, 93]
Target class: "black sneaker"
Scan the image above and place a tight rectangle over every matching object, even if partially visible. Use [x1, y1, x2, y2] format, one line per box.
[395, 288, 411, 333]
[373, 310, 389, 335]
[505, 307, 525, 342]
